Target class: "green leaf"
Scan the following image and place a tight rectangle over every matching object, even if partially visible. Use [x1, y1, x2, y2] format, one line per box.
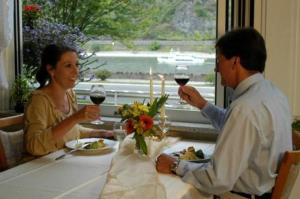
[148, 94, 168, 117]
[292, 120, 300, 131]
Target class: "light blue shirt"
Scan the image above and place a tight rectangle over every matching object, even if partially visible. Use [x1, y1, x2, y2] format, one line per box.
[175, 73, 292, 195]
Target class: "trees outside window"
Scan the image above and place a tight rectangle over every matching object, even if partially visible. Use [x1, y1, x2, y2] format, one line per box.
[21, 0, 217, 122]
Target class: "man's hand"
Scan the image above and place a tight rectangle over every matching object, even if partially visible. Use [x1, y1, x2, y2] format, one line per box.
[178, 86, 207, 109]
[156, 153, 177, 174]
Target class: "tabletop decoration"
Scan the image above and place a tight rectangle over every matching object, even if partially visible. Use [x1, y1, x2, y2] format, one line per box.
[158, 74, 166, 120]
[117, 95, 168, 155]
[149, 67, 154, 104]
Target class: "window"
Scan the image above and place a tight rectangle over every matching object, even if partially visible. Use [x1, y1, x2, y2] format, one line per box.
[20, 0, 228, 124]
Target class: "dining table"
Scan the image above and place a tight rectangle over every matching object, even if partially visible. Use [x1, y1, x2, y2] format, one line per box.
[0, 137, 215, 199]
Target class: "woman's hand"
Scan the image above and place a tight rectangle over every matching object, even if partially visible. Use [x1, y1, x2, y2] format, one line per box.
[178, 86, 207, 109]
[156, 153, 177, 174]
[73, 105, 101, 123]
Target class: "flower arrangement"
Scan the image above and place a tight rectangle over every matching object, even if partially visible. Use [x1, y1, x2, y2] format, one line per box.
[22, 4, 103, 82]
[23, 4, 41, 28]
[117, 95, 168, 155]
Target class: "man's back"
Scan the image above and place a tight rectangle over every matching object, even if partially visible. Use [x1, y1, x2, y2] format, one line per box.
[225, 73, 292, 194]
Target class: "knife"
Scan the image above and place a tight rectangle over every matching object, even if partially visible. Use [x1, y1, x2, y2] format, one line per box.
[55, 143, 90, 160]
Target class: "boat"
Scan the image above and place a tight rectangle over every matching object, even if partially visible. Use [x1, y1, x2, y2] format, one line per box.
[157, 51, 206, 65]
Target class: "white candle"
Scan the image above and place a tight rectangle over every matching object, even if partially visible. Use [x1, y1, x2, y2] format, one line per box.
[159, 74, 165, 119]
[149, 67, 154, 103]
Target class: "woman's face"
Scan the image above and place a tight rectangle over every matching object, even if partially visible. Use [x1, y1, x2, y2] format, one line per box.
[48, 51, 79, 89]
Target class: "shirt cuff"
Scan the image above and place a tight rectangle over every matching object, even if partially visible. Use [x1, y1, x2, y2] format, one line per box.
[175, 160, 189, 176]
[201, 102, 214, 117]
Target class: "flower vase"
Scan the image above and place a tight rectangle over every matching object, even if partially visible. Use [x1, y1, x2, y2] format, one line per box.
[134, 134, 148, 158]
[134, 144, 145, 157]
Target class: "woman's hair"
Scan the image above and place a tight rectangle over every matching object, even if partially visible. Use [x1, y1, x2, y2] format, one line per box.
[36, 44, 77, 88]
[216, 27, 267, 73]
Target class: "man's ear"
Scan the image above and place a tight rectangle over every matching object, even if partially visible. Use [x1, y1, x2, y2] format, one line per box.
[234, 56, 240, 65]
[232, 56, 241, 70]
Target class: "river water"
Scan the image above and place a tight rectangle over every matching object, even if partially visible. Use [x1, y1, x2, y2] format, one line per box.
[88, 56, 216, 77]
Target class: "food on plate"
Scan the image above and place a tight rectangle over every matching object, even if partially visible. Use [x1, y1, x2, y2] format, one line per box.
[84, 139, 106, 149]
[178, 146, 205, 160]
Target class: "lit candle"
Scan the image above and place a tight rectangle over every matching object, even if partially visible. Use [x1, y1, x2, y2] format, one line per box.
[159, 74, 165, 119]
[149, 67, 154, 104]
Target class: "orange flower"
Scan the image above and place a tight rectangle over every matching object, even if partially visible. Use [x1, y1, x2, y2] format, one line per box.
[125, 119, 135, 134]
[139, 114, 153, 131]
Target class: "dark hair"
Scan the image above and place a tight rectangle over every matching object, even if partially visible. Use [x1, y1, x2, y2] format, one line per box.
[36, 44, 77, 88]
[216, 27, 267, 73]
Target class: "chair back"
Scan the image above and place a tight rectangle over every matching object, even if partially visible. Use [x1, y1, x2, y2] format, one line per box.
[0, 114, 24, 128]
[272, 150, 300, 199]
[0, 114, 24, 171]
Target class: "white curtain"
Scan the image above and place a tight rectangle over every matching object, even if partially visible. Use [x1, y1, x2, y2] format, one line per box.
[0, 0, 13, 89]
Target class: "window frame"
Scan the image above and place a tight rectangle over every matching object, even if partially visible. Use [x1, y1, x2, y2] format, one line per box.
[17, 0, 227, 124]
[89, 0, 227, 124]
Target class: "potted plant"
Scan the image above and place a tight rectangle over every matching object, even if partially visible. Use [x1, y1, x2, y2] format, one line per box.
[292, 118, 300, 150]
[10, 76, 31, 113]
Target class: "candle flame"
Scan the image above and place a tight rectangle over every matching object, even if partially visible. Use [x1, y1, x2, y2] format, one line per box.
[158, 74, 164, 80]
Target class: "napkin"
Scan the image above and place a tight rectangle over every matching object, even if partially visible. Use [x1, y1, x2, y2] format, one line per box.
[100, 136, 179, 199]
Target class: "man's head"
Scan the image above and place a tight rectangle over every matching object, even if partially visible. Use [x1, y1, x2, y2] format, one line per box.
[215, 28, 267, 88]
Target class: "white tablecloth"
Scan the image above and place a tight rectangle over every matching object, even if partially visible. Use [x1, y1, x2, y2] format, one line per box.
[0, 138, 216, 199]
[100, 137, 215, 199]
[0, 148, 115, 199]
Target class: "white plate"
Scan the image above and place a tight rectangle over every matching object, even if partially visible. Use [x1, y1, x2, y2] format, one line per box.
[170, 152, 211, 163]
[65, 138, 116, 154]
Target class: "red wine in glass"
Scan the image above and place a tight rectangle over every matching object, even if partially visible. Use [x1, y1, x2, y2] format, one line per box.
[174, 65, 190, 104]
[175, 78, 190, 86]
[90, 85, 106, 125]
[90, 96, 106, 105]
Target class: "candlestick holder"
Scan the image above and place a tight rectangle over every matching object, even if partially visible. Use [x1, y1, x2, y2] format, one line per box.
[158, 115, 171, 136]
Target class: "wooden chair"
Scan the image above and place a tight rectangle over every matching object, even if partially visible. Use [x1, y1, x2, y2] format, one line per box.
[272, 150, 300, 199]
[0, 114, 24, 171]
[0, 114, 24, 129]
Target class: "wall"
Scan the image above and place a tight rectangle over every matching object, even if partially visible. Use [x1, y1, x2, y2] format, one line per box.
[260, 0, 300, 117]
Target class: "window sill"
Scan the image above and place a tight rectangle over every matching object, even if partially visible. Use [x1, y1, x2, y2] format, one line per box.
[83, 116, 218, 142]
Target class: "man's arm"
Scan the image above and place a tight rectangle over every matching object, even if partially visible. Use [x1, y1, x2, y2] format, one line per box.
[201, 102, 227, 130]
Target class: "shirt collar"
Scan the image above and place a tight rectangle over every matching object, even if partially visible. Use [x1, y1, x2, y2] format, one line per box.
[232, 73, 264, 101]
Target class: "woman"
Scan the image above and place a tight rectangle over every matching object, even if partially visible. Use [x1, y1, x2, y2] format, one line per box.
[24, 44, 112, 156]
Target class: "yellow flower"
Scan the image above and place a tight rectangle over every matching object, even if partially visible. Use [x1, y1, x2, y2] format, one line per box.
[134, 122, 144, 134]
[131, 102, 148, 117]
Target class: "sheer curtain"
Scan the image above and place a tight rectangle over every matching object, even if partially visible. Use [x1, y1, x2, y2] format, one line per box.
[0, 0, 13, 90]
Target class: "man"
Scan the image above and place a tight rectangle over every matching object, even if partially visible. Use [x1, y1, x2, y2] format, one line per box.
[156, 28, 292, 198]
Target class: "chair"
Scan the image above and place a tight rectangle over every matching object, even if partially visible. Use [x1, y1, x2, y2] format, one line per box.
[0, 114, 24, 129]
[0, 114, 24, 171]
[272, 150, 300, 199]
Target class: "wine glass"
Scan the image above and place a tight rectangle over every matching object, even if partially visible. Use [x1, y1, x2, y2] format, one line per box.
[174, 65, 190, 104]
[113, 122, 127, 149]
[90, 85, 106, 125]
